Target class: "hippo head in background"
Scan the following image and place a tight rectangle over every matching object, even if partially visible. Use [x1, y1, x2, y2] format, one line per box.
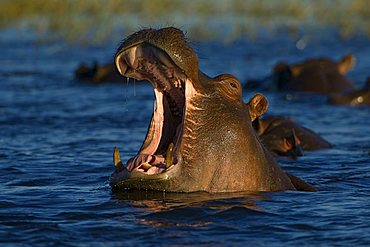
[253, 117, 303, 159]
[253, 115, 331, 157]
[109, 27, 315, 193]
[328, 77, 370, 106]
[75, 62, 127, 83]
[272, 54, 356, 94]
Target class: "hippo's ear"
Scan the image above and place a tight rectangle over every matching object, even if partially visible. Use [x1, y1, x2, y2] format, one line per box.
[290, 65, 303, 77]
[338, 54, 356, 74]
[274, 62, 302, 77]
[284, 129, 301, 150]
[248, 94, 268, 121]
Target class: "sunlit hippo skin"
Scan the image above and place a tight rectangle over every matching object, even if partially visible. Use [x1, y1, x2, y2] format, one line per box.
[109, 27, 316, 193]
[247, 54, 356, 94]
[328, 77, 370, 106]
[254, 116, 331, 157]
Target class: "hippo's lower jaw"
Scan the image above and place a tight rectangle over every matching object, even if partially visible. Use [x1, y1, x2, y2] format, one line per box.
[111, 43, 193, 185]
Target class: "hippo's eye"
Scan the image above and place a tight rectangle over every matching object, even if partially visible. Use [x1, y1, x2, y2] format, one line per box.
[230, 82, 237, 88]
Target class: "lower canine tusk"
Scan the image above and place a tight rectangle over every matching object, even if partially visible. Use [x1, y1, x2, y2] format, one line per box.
[113, 147, 125, 172]
[165, 143, 174, 168]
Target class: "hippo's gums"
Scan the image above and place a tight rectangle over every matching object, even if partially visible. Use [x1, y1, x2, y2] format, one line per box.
[328, 77, 370, 106]
[75, 62, 146, 84]
[109, 27, 316, 193]
[253, 115, 331, 158]
[246, 54, 355, 94]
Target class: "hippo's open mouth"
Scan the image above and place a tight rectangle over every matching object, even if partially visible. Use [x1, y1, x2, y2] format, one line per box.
[115, 43, 191, 176]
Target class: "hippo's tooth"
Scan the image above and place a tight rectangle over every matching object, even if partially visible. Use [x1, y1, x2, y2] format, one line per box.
[125, 46, 138, 68]
[141, 163, 152, 171]
[165, 143, 174, 168]
[152, 47, 173, 68]
[115, 55, 128, 76]
[115, 46, 140, 76]
[175, 79, 182, 89]
[113, 147, 125, 172]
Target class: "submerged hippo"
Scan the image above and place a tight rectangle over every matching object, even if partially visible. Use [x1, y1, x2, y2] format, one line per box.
[75, 62, 147, 84]
[254, 115, 331, 157]
[328, 77, 370, 106]
[247, 54, 356, 94]
[109, 27, 315, 193]
[253, 118, 303, 159]
[75, 62, 123, 83]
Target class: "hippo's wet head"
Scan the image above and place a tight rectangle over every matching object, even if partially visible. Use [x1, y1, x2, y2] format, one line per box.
[110, 27, 304, 192]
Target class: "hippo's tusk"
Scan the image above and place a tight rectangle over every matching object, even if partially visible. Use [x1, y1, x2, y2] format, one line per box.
[141, 163, 152, 171]
[113, 147, 125, 172]
[165, 143, 174, 168]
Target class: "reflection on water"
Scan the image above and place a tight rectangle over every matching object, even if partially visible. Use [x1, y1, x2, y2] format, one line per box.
[113, 190, 268, 212]
[113, 190, 271, 230]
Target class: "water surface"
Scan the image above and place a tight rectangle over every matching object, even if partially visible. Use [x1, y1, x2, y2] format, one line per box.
[1, 29, 370, 246]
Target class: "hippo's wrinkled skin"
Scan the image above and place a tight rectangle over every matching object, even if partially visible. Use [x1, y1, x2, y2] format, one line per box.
[328, 77, 370, 106]
[109, 27, 316, 193]
[247, 55, 356, 94]
[254, 116, 331, 158]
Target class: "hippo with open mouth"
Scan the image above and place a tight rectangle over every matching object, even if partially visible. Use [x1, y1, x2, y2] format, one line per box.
[109, 27, 315, 193]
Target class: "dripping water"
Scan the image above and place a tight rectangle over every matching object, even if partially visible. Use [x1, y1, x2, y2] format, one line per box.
[133, 78, 136, 97]
[122, 76, 130, 112]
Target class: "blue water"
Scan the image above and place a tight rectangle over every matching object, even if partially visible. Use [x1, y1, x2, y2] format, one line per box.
[1, 29, 370, 246]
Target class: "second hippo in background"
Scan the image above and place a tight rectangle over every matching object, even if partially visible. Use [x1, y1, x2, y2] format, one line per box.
[253, 115, 332, 159]
[247, 54, 356, 94]
[75, 62, 123, 83]
[75, 62, 147, 84]
[328, 77, 370, 106]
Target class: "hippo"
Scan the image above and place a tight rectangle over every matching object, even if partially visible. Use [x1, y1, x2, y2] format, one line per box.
[75, 61, 146, 83]
[247, 54, 356, 94]
[328, 77, 370, 106]
[253, 118, 304, 159]
[75, 62, 123, 83]
[109, 27, 316, 193]
[254, 115, 331, 157]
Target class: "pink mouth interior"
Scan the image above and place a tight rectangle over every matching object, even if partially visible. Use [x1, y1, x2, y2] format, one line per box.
[115, 43, 186, 175]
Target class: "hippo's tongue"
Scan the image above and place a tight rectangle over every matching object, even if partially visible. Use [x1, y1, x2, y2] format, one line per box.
[126, 154, 165, 171]
[126, 141, 176, 174]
